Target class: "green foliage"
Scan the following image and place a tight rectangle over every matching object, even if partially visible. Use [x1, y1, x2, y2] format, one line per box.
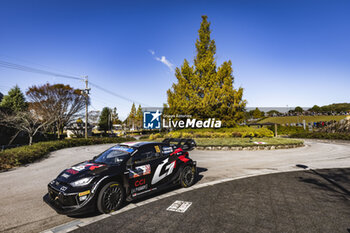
[0, 137, 135, 171]
[268, 125, 307, 135]
[252, 108, 264, 119]
[294, 106, 303, 113]
[309, 105, 321, 112]
[290, 132, 350, 140]
[98, 107, 111, 132]
[319, 103, 350, 112]
[166, 16, 246, 127]
[149, 133, 163, 140]
[0, 85, 27, 112]
[259, 115, 346, 124]
[266, 110, 281, 117]
[126, 103, 138, 129]
[162, 127, 274, 139]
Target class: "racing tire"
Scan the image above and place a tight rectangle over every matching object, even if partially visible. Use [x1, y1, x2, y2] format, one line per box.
[180, 165, 196, 188]
[97, 181, 125, 214]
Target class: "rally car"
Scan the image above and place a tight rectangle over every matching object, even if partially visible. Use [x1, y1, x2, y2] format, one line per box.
[43, 138, 197, 215]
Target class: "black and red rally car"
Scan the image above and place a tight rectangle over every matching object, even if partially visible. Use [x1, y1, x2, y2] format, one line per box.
[43, 138, 197, 215]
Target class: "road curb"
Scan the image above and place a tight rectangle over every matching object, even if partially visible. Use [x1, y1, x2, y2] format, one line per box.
[41, 168, 304, 233]
[195, 143, 304, 150]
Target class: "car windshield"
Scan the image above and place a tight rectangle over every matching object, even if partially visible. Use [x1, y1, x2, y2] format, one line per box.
[93, 148, 130, 165]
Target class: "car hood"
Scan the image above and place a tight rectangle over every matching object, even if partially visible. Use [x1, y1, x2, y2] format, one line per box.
[56, 161, 111, 183]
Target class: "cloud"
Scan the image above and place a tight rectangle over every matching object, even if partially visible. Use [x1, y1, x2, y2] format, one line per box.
[148, 49, 174, 71]
[155, 56, 174, 71]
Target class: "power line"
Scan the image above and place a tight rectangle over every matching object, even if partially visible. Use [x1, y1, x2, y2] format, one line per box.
[0, 59, 150, 107]
[0, 54, 81, 77]
[0, 60, 83, 81]
[89, 82, 149, 107]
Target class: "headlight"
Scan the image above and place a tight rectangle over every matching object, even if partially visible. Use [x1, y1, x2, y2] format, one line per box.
[70, 177, 94, 187]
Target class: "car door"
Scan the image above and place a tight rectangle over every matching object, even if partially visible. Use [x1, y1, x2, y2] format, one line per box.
[149, 144, 178, 188]
[127, 145, 161, 196]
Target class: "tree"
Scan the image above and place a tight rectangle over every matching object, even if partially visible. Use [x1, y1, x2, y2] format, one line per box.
[252, 108, 263, 119]
[0, 92, 3, 102]
[0, 109, 54, 145]
[88, 110, 101, 125]
[126, 103, 137, 130]
[98, 107, 111, 133]
[112, 107, 122, 124]
[0, 85, 27, 112]
[166, 16, 246, 126]
[294, 106, 303, 113]
[26, 83, 87, 138]
[267, 110, 281, 117]
[309, 105, 321, 112]
[0, 86, 29, 144]
[135, 105, 143, 129]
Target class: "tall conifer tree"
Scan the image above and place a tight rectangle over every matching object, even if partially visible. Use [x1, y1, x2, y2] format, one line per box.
[166, 16, 246, 126]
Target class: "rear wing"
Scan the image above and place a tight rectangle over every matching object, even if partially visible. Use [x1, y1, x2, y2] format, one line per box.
[162, 138, 197, 151]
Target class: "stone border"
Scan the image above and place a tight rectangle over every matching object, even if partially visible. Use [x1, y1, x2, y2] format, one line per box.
[195, 143, 304, 151]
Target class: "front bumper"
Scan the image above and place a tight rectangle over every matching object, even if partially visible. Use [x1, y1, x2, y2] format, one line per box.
[43, 185, 96, 215]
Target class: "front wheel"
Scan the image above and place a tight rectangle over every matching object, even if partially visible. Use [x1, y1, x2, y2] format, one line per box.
[97, 181, 125, 214]
[180, 165, 196, 188]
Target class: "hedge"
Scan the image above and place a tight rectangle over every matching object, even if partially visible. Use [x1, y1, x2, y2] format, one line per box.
[0, 137, 135, 171]
[148, 127, 274, 140]
[290, 132, 350, 140]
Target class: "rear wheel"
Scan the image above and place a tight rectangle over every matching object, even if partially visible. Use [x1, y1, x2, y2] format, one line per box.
[97, 181, 125, 214]
[180, 165, 196, 188]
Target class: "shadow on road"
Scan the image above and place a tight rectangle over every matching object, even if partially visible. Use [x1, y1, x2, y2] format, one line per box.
[298, 169, 350, 198]
[70, 166, 208, 219]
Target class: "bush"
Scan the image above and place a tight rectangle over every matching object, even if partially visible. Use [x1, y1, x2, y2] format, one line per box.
[163, 127, 274, 139]
[149, 133, 163, 140]
[290, 132, 350, 140]
[0, 137, 135, 171]
[268, 125, 307, 135]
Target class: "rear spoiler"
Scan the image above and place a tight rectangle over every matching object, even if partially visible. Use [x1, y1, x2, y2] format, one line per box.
[162, 138, 197, 151]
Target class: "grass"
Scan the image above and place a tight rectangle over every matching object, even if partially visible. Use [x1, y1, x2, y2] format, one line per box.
[259, 115, 346, 124]
[152, 137, 303, 147]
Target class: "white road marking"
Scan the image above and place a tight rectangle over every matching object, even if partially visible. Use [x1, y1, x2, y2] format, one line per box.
[167, 200, 192, 213]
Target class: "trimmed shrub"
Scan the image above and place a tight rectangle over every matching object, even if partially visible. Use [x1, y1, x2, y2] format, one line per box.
[0, 137, 135, 171]
[290, 132, 350, 140]
[163, 127, 274, 139]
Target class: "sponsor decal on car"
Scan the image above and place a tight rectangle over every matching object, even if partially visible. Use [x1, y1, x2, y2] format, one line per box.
[154, 145, 161, 153]
[60, 186, 67, 192]
[61, 173, 70, 179]
[111, 146, 135, 153]
[129, 164, 151, 178]
[151, 158, 175, 185]
[66, 169, 79, 174]
[131, 184, 148, 193]
[71, 163, 105, 172]
[135, 178, 146, 187]
[132, 187, 157, 197]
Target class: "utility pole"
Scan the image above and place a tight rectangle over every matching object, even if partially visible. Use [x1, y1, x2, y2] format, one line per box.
[84, 76, 91, 139]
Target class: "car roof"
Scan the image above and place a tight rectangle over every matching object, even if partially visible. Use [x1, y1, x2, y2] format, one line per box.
[119, 141, 159, 148]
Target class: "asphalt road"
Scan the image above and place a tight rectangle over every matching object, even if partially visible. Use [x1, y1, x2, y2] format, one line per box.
[1, 140, 350, 233]
[73, 168, 350, 233]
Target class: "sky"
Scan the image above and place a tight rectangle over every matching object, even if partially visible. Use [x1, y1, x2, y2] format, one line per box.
[0, 0, 349, 119]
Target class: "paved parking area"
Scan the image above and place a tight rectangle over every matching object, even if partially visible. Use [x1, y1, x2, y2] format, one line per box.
[73, 168, 350, 233]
